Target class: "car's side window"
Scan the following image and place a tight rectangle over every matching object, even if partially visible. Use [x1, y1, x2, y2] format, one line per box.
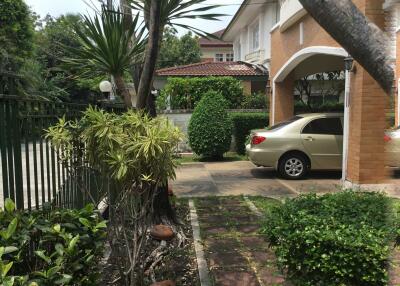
[302, 118, 343, 135]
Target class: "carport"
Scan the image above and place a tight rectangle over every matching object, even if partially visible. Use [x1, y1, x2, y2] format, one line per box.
[269, 45, 390, 188]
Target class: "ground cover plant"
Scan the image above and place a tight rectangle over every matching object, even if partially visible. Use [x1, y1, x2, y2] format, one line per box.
[260, 191, 398, 286]
[0, 199, 106, 285]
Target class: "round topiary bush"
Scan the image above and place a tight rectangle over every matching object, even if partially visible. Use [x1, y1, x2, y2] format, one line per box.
[188, 91, 233, 159]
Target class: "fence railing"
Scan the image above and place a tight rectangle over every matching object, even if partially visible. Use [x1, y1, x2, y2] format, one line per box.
[0, 94, 126, 210]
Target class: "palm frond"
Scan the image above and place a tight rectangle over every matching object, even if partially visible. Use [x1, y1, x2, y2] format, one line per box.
[63, 7, 147, 79]
[128, 0, 226, 38]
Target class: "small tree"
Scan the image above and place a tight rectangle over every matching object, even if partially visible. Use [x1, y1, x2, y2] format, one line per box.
[188, 91, 233, 159]
[46, 107, 183, 284]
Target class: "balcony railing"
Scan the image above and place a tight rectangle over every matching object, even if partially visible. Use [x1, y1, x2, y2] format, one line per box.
[244, 49, 265, 63]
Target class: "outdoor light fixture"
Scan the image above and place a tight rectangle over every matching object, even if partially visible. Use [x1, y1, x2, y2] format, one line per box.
[99, 80, 112, 99]
[344, 56, 354, 72]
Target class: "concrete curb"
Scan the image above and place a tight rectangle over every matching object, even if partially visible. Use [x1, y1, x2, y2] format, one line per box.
[243, 195, 263, 217]
[189, 199, 211, 286]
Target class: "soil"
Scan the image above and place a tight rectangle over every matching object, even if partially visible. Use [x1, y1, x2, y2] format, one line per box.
[100, 199, 200, 285]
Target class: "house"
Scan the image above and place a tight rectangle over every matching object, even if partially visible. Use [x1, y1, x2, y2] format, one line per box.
[222, 0, 400, 189]
[154, 61, 268, 94]
[198, 29, 234, 62]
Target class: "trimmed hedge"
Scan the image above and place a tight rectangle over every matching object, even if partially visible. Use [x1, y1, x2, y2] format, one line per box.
[261, 191, 396, 286]
[230, 112, 269, 155]
[158, 76, 244, 109]
[188, 91, 232, 159]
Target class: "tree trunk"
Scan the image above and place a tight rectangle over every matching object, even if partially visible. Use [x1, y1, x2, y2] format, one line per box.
[114, 75, 132, 107]
[136, 0, 162, 109]
[298, 0, 394, 94]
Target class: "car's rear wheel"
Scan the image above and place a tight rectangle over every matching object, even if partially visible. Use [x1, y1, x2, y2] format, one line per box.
[278, 154, 308, 180]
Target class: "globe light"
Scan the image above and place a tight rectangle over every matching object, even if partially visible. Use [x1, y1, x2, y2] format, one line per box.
[99, 80, 112, 93]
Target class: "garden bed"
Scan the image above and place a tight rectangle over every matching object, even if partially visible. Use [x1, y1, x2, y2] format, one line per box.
[100, 199, 200, 285]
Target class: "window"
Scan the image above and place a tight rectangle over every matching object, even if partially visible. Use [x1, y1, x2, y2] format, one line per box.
[226, 53, 234, 62]
[251, 23, 260, 51]
[269, 116, 303, 131]
[302, 118, 343, 135]
[215, 53, 224, 62]
[235, 42, 241, 61]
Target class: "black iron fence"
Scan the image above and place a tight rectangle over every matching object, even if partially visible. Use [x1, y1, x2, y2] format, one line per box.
[0, 94, 125, 210]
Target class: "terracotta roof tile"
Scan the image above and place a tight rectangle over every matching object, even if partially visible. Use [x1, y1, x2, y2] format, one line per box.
[156, 61, 268, 77]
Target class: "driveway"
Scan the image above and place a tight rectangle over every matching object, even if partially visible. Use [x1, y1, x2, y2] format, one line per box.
[172, 161, 344, 198]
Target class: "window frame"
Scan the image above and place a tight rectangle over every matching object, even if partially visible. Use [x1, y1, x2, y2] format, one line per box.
[250, 19, 260, 51]
[301, 117, 343, 136]
[215, 53, 224, 62]
[226, 53, 234, 62]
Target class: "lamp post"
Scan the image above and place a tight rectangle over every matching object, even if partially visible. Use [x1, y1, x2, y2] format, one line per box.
[342, 56, 354, 184]
[99, 80, 112, 100]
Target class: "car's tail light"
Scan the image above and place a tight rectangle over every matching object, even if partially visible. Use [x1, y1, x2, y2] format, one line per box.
[384, 134, 392, 142]
[252, 135, 266, 145]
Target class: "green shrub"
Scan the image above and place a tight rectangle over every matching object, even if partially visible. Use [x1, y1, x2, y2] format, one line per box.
[230, 112, 268, 155]
[240, 92, 268, 109]
[159, 76, 244, 109]
[294, 100, 344, 113]
[0, 199, 106, 285]
[188, 91, 232, 159]
[261, 191, 395, 286]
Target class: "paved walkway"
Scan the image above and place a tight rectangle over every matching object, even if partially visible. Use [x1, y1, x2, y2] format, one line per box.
[172, 161, 400, 199]
[195, 196, 287, 286]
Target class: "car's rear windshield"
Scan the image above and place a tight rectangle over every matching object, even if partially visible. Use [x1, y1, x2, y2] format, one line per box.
[268, 116, 303, 131]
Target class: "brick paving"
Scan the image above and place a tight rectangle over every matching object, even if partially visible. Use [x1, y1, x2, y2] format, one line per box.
[194, 196, 400, 286]
[195, 197, 287, 286]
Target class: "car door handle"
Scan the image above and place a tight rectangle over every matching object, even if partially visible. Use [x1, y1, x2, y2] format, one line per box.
[304, 136, 315, 142]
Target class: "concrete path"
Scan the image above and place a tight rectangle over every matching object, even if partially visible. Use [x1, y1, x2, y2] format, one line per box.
[172, 161, 342, 199]
[173, 161, 400, 199]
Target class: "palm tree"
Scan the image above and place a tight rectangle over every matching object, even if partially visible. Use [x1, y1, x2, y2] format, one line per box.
[128, 0, 225, 110]
[298, 0, 393, 94]
[64, 7, 146, 107]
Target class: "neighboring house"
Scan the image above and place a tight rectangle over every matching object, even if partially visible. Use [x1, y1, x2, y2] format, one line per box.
[154, 61, 268, 94]
[198, 29, 234, 62]
[222, 0, 400, 188]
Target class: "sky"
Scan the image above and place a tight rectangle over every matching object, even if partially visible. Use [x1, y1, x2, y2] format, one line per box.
[24, 0, 243, 35]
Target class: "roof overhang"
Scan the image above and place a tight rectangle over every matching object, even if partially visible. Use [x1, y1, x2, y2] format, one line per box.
[223, 0, 272, 41]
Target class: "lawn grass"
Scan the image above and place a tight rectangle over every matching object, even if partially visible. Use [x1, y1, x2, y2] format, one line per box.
[174, 152, 248, 164]
[248, 196, 282, 214]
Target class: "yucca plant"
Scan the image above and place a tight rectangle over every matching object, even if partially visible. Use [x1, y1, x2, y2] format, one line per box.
[64, 7, 146, 107]
[127, 0, 224, 109]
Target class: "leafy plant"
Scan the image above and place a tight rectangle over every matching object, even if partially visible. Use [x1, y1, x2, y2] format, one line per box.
[64, 7, 146, 107]
[0, 199, 106, 285]
[188, 91, 232, 159]
[158, 76, 244, 110]
[46, 107, 183, 285]
[230, 112, 268, 155]
[240, 92, 268, 109]
[261, 191, 396, 286]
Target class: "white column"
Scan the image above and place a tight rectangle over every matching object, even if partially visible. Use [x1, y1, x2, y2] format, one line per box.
[342, 69, 351, 182]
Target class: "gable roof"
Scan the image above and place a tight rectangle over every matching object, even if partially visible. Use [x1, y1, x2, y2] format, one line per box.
[156, 61, 268, 77]
[199, 29, 233, 48]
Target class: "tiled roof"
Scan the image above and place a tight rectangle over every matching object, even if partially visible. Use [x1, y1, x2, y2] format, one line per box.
[199, 29, 233, 47]
[156, 61, 268, 77]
